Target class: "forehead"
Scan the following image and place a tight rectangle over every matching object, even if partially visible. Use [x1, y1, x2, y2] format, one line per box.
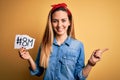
[52, 10, 68, 19]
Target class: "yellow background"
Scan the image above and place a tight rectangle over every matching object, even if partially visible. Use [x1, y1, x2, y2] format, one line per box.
[0, 0, 120, 80]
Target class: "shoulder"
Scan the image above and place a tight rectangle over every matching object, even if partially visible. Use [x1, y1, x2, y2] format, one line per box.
[69, 37, 84, 49]
[70, 37, 83, 45]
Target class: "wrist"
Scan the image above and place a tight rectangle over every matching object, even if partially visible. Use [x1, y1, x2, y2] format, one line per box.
[87, 60, 96, 66]
[28, 56, 32, 61]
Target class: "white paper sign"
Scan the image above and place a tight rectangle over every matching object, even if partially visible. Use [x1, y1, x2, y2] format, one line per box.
[14, 34, 35, 49]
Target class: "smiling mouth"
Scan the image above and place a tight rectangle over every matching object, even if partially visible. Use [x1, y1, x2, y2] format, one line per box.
[57, 28, 63, 32]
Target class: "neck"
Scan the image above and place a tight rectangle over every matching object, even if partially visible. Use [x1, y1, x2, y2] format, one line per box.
[55, 34, 68, 45]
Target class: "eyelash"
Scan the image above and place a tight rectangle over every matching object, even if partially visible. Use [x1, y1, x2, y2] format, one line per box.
[52, 20, 66, 23]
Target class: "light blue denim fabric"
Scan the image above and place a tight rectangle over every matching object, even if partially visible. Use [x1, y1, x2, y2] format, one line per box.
[30, 36, 86, 80]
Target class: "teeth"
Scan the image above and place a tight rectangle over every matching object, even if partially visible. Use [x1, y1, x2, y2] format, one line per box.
[58, 29, 63, 32]
[57, 28, 63, 32]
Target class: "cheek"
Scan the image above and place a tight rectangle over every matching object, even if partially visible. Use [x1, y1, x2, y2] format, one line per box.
[52, 24, 57, 31]
[52, 23, 56, 29]
[64, 22, 70, 28]
[52, 22, 58, 27]
[65, 21, 70, 27]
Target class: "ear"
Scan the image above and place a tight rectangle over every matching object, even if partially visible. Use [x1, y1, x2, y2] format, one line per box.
[68, 24, 71, 27]
[68, 20, 71, 26]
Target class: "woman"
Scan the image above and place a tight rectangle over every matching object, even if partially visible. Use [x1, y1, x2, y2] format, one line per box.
[19, 3, 108, 80]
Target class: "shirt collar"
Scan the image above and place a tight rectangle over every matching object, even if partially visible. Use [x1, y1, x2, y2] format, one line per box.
[53, 36, 71, 46]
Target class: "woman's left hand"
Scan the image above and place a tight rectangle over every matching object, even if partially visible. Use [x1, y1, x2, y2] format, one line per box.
[88, 48, 108, 66]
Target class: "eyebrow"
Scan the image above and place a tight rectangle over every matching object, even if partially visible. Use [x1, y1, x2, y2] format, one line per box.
[52, 18, 68, 20]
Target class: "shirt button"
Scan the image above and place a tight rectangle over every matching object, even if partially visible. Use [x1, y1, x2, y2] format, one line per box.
[72, 58, 75, 60]
[63, 56, 66, 59]
[55, 67, 58, 70]
[55, 77, 57, 80]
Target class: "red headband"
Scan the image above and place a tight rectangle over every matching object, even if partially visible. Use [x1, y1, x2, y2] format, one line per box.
[51, 3, 71, 16]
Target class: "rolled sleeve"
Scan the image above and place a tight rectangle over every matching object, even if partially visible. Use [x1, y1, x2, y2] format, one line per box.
[29, 66, 44, 76]
[29, 47, 44, 76]
[78, 70, 86, 80]
[29, 67, 40, 75]
[74, 42, 86, 80]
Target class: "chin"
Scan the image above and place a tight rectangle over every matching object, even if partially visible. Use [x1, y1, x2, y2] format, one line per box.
[56, 32, 64, 36]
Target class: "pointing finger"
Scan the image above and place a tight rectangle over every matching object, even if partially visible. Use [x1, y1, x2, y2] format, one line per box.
[101, 48, 109, 53]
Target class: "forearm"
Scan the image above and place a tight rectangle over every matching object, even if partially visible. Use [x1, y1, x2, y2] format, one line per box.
[27, 56, 37, 71]
[82, 59, 96, 77]
[82, 63, 93, 77]
[82, 48, 108, 78]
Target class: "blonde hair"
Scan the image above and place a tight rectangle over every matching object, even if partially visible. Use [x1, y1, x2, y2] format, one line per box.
[40, 7, 75, 68]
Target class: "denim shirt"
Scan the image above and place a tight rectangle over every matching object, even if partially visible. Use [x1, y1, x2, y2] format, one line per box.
[30, 36, 86, 80]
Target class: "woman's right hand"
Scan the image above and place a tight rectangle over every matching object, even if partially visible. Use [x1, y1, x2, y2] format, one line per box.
[18, 47, 31, 60]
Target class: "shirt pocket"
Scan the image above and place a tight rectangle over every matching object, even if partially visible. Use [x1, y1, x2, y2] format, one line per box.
[59, 54, 77, 71]
[62, 55, 76, 65]
[60, 48, 79, 66]
[59, 54, 77, 79]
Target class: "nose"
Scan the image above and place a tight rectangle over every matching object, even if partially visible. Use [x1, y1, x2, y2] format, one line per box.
[58, 21, 62, 27]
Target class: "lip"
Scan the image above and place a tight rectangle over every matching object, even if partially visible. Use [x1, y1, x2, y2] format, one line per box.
[56, 28, 63, 32]
[58, 28, 62, 31]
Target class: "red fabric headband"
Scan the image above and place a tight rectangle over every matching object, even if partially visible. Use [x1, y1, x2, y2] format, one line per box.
[51, 3, 71, 16]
